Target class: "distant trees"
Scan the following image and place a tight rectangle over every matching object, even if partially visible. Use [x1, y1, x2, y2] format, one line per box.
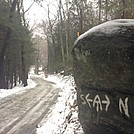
[0, 0, 34, 89]
[32, 35, 48, 74]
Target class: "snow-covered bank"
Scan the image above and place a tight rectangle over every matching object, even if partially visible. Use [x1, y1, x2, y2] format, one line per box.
[36, 74, 84, 134]
[0, 75, 37, 99]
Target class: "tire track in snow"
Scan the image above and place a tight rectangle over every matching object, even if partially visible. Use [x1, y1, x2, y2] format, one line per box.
[0, 77, 60, 134]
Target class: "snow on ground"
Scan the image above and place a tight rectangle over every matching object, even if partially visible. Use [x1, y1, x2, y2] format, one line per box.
[36, 73, 84, 134]
[0, 75, 37, 99]
[0, 68, 84, 134]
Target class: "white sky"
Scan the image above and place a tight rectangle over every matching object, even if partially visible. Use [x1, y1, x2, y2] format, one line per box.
[24, 0, 58, 27]
[23, 0, 95, 34]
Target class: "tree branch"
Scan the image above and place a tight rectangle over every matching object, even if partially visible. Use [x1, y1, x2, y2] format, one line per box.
[24, 1, 35, 14]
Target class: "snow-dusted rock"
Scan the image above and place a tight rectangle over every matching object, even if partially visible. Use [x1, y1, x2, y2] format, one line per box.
[72, 19, 134, 134]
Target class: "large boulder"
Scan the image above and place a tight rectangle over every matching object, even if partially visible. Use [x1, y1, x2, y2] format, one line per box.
[72, 19, 134, 134]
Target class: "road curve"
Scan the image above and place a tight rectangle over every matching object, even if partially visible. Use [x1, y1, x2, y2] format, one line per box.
[0, 76, 61, 134]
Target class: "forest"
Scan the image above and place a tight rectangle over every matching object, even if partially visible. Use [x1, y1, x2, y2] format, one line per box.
[0, 0, 34, 89]
[0, 0, 134, 89]
[38, 0, 134, 73]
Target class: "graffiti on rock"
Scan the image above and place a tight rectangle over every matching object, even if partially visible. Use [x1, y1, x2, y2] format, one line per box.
[119, 97, 129, 118]
[80, 94, 130, 118]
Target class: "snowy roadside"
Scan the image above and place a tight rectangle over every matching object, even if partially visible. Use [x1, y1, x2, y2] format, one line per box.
[0, 75, 37, 99]
[36, 73, 84, 134]
[0, 70, 84, 134]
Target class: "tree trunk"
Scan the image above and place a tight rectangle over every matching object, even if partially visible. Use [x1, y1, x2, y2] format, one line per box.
[59, 0, 65, 67]
[62, 0, 70, 66]
[47, 4, 56, 71]
[35, 47, 39, 74]
[105, 0, 108, 21]
[79, 7, 83, 34]
[14, 66, 17, 87]
[21, 45, 27, 87]
[98, 0, 102, 23]
[0, 29, 11, 89]
[122, 0, 126, 18]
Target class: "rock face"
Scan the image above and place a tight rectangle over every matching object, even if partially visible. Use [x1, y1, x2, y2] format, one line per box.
[72, 19, 134, 134]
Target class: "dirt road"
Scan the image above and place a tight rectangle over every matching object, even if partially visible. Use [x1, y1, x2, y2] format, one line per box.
[0, 76, 61, 134]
